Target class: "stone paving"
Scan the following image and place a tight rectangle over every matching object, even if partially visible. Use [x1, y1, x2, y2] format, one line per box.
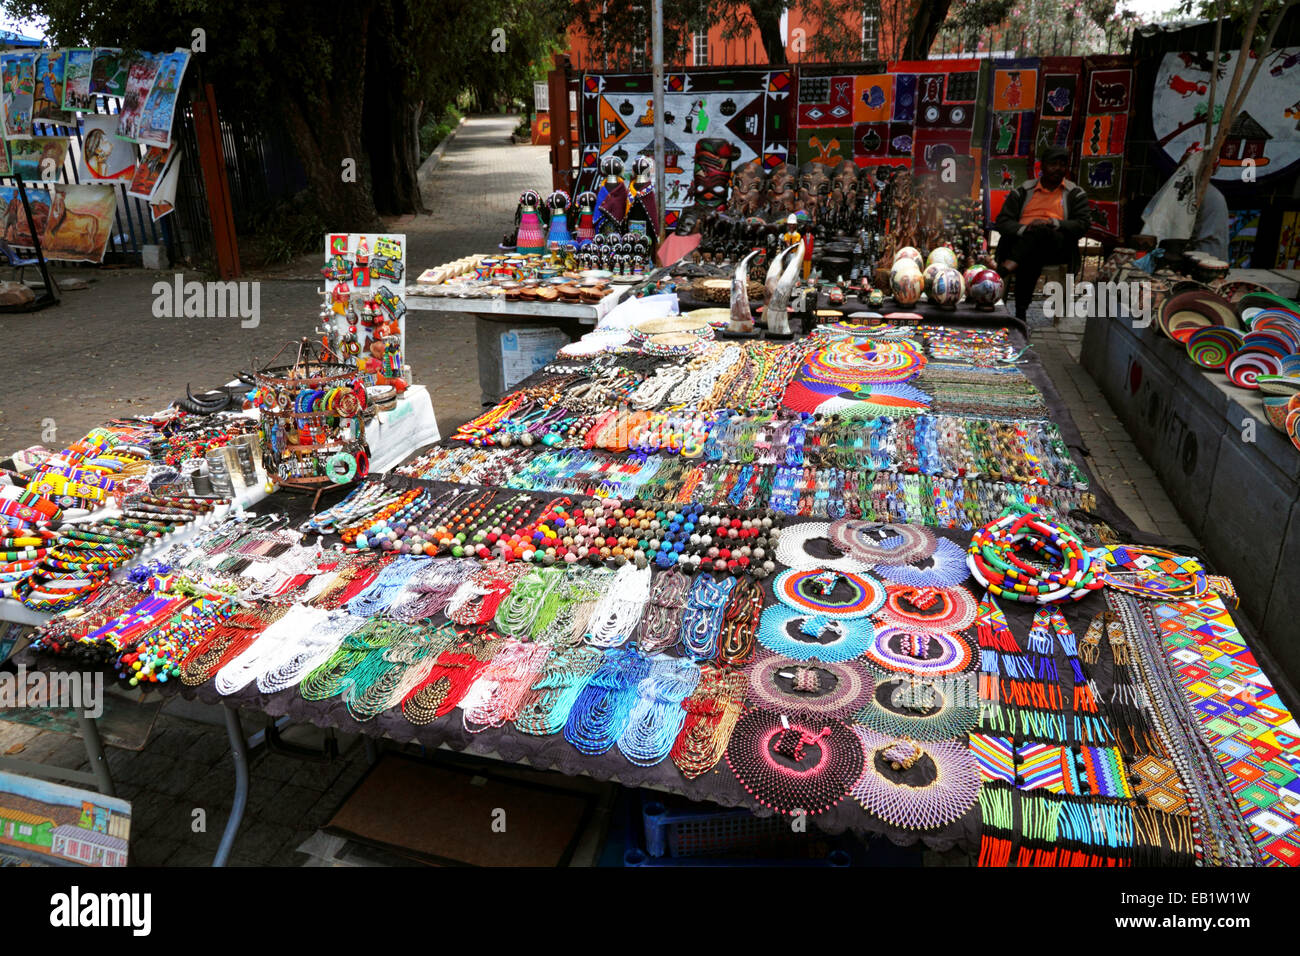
[0, 114, 550, 453]
[0, 115, 1216, 866]
[1032, 312, 1201, 551]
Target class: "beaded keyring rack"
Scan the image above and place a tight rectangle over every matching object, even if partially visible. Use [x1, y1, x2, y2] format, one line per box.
[253, 338, 373, 509]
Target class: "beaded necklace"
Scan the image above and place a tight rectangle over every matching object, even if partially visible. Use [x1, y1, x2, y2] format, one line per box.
[757, 605, 874, 663]
[513, 643, 605, 736]
[849, 725, 980, 831]
[616, 655, 702, 766]
[679, 573, 737, 659]
[745, 651, 875, 719]
[725, 709, 864, 817]
[402, 630, 505, 725]
[716, 577, 764, 665]
[671, 665, 747, 778]
[563, 646, 650, 754]
[586, 563, 652, 647]
[462, 639, 554, 732]
[637, 567, 690, 653]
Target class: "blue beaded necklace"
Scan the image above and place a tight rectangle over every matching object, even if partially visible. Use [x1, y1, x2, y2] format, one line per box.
[757, 605, 873, 663]
[872, 536, 970, 589]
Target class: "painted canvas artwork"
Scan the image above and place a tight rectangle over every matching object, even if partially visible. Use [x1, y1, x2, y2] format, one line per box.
[136, 49, 189, 149]
[88, 48, 128, 97]
[9, 137, 69, 182]
[42, 183, 117, 263]
[0, 771, 130, 866]
[1, 52, 36, 140]
[79, 115, 137, 181]
[62, 48, 95, 111]
[0, 184, 50, 247]
[32, 50, 72, 124]
[128, 144, 175, 200]
[116, 54, 160, 142]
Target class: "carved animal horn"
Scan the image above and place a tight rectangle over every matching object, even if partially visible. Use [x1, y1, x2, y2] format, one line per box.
[765, 242, 805, 335]
[765, 242, 802, 303]
[729, 248, 760, 331]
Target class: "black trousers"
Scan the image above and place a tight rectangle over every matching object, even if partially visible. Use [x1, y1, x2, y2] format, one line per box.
[995, 230, 1074, 319]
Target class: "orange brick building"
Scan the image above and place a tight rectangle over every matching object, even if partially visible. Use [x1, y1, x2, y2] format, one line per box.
[565, 4, 912, 70]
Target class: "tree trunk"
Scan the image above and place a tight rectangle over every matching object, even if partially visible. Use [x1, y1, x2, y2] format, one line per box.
[363, 1, 428, 215]
[278, 81, 383, 231]
[903, 0, 954, 60]
[749, 1, 788, 64]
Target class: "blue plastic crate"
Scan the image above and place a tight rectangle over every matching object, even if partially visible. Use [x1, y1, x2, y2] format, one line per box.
[627, 791, 853, 866]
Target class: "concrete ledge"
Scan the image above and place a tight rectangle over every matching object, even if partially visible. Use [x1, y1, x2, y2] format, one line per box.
[1083, 310, 1300, 688]
[417, 115, 469, 184]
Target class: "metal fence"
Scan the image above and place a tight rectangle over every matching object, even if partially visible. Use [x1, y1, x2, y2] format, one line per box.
[6, 81, 306, 274]
[24, 97, 167, 264]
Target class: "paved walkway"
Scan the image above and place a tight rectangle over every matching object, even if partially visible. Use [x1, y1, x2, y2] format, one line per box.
[0, 114, 551, 453]
[1034, 314, 1200, 549]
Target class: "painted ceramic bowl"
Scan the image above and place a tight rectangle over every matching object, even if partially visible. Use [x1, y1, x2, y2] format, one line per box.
[1262, 395, 1291, 432]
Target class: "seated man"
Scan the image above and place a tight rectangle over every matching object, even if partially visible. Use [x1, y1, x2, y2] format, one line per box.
[994, 146, 1091, 320]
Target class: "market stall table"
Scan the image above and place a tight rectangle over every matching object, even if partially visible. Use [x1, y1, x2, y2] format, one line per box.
[408, 285, 638, 405]
[11, 306, 1300, 869]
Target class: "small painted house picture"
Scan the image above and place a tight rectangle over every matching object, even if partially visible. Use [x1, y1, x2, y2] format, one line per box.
[1218, 110, 1272, 167]
[0, 807, 55, 852]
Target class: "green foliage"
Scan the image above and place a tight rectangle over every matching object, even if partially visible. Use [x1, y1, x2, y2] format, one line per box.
[241, 196, 328, 265]
[419, 105, 464, 162]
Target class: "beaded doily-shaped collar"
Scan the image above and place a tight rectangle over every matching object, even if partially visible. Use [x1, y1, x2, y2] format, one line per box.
[775, 522, 875, 573]
[726, 709, 865, 816]
[873, 536, 970, 589]
[849, 724, 980, 830]
[758, 605, 874, 663]
[744, 652, 875, 718]
[864, 626, 976, 677]
[773, 567, 886, 619]
[829, 520, 936, 565]
[877, 584, 978, 634]
[853, 672, 980, 741]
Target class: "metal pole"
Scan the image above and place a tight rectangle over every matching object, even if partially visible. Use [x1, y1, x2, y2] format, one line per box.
[213, 705, 249, 867]
[652, 0, 666, 240]
[77, 714, 115, 797]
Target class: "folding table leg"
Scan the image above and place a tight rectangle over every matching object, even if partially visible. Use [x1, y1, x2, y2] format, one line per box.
[77, 713, 116, 797]
[213, 706, 249, 867]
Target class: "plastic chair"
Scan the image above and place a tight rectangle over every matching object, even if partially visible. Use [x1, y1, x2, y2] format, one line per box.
[0, 236, 40, 283]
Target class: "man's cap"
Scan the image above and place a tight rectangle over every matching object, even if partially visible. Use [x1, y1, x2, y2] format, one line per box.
[1041, 146, 1070, 164]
